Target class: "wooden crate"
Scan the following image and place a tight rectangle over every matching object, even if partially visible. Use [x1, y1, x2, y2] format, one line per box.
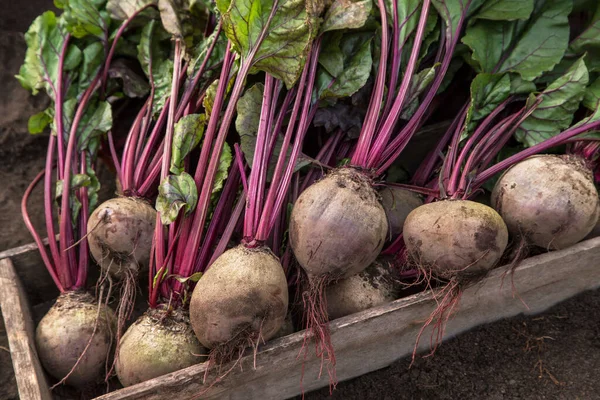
[1, 236, 600, 400]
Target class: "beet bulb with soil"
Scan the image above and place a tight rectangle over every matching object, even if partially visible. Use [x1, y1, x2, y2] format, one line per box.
[87, 197, 156, 279]
[325, 259, 401, 320]
[403, 200, 509, 280]
[115, 308, 205, 387]
[36, 292, 116, 387]
[189, 245, 289, 349]
[492, 155, 600, 250]
[290, 168, 388, 279]
[187, 73, 303, 369]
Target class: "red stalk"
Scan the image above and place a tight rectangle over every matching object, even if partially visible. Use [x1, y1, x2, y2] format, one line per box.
[175, 22, 223, 121]
[133, 100, 169, 189]
[446, 97, 512, 194]
[107, 130, 121, 177]
[194, 166, 242, 274]
[412, 106, 468, 187]
[58, 73, 101, 290]
[300, 129, 344, 193]
[22, 169, 64, 292]
[55, 35, 70, 181]
[152, 39, 183, 295]
[234, 143, 249, 195]
[366, 0, 431, 168]
[179, 2, 280, 273]
[376, 2, 471, 176]
[75, 151, 89, 288]
[244, 75, 276, 240]
[263, 43, 321, 238]
[208, 195, 246, 267]
[351, 0, 389, 166]
[173, 46, 235, 272]
[473, 119, 600, 186]
[380, 0, 401, 122]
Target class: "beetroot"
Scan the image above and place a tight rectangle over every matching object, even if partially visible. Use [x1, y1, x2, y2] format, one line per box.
[36, 292, 116, 387]
[403, 200, 509, 279]
[87, 197, 156, 279]
[290, 168, 388, 279]
[116, 309, 205, 387]
[379, 187, 423, 239]
[326, 260, 400, 320]
[492, 155, 600, 250]
[189, 245, 288, 350]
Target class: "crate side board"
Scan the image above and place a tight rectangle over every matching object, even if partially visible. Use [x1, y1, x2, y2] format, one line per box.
[94, 237, 600, 400]
[0, 258, 53, 400]
[0, 239, 60, 305]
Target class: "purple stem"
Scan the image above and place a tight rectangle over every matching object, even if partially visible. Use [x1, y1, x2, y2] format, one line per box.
[42, 37, 73, 273]
[446, 97, 512, 195]
[244, 75, 276, 240]
[412, 108, 467, 187]
[120, 105, 146, 191]
[58, 73, 100, 290]
[133, 99, 169, 190]
[55, 35, 71, 180]
[151, 40, 183, 297]
[351, 0, 389, 166]
[459, 104, 541, 196]
[366, 0, 431, 169]
[300, 129, 343, 193]
[234, 143, 249, 195]
[262, 43, 321, 238]
[75, 151, 89, 288]
[254, 69, 309, 241]
[475, 120, 600, 186]
[380, 0, 401, 122]
[137, 153, 162, 196]
[178, 47, 252, 273]
[440, 110, 468, 192]
[107, 130, 121, 179]
[180, 0, 281, 272]
[22, 170, 64, 291]
[208, 195, 245, 267]
[173, 47, 235, 270]
[175, 22, 222, 121]
[375, 6, 468, 176]
[193, 166, 241, 274]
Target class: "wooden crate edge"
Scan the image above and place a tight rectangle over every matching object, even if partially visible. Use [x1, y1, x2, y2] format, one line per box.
[0, 258, 53, 400]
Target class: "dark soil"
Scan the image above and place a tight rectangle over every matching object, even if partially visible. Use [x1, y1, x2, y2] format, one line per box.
[1, 3, 600, 400]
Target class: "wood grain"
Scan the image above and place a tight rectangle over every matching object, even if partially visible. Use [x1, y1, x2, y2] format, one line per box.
[0, 258, 52, 400]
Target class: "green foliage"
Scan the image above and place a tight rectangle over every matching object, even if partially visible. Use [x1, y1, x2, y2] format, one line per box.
[171, 114, 207, 174]
[462, 0, 572, 81]
[217, 0, 319, 88]
[156, 172, 199, 224]
[515, 58, 589, 146]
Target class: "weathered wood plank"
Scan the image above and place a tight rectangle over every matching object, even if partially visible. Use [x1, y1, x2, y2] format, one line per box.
[94, 237, 600, 400]
[0, 238, 59, 305]
[0, 258, 52, 400]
